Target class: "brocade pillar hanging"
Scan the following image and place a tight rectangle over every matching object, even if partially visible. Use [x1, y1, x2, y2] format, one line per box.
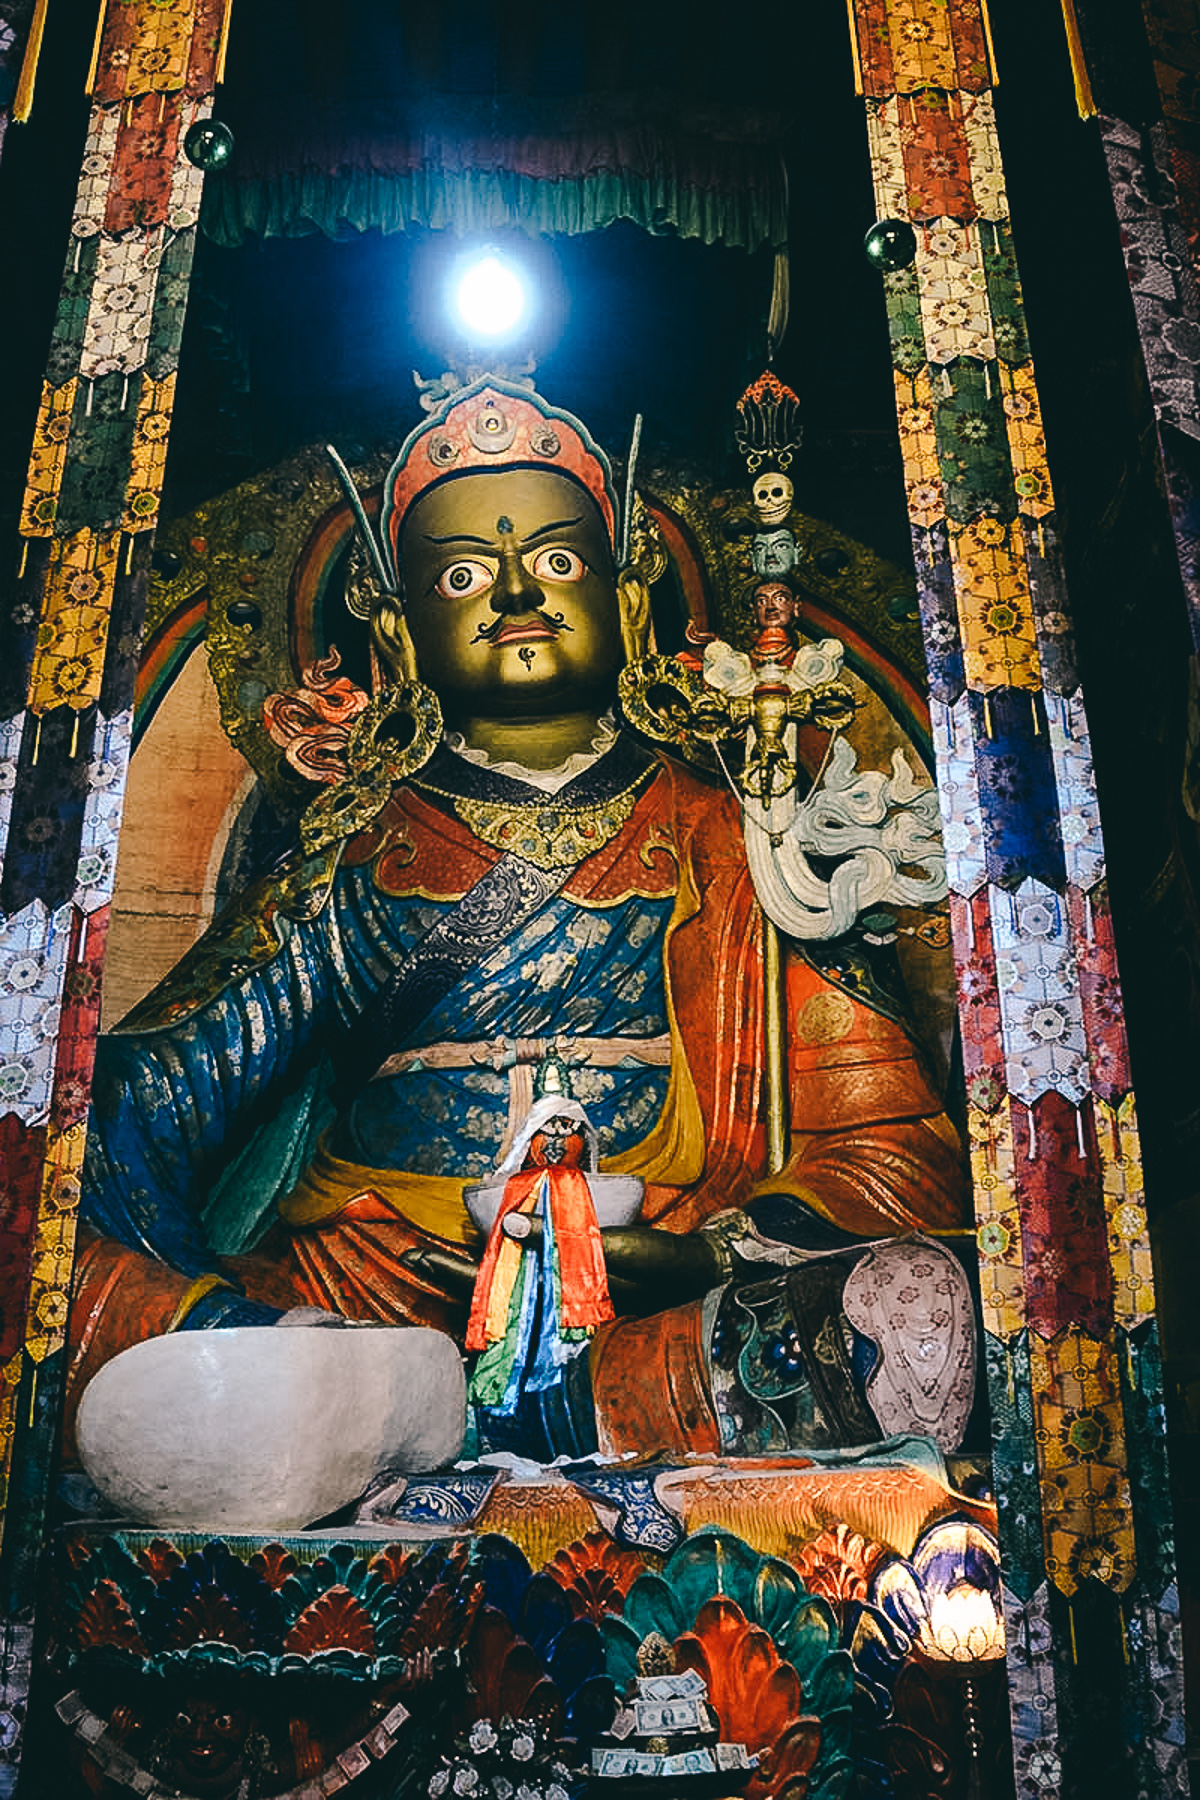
[848, 0, 1188, 1791]
[1066, 0, 1200, 659]
[0, 3, 229, 1791]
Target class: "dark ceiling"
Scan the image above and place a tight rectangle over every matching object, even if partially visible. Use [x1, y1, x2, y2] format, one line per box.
[0, 0, 1158, 581]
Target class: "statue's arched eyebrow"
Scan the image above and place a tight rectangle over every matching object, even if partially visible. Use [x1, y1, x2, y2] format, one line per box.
[422, 517, 583, 548]
[521, 517, 584, 544]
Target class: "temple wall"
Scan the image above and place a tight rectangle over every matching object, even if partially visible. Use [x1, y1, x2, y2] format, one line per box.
[102, 645, 251, 1027]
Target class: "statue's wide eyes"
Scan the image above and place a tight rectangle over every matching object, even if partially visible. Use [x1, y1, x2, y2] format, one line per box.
[526, 546, 585, 582]
[434, 558, 496, 600]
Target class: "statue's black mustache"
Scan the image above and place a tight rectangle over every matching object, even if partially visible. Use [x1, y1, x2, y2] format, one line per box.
[469, 608, 573, 645]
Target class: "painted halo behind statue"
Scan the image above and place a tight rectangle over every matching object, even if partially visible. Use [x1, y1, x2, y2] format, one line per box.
[76, 373, 977, 1529]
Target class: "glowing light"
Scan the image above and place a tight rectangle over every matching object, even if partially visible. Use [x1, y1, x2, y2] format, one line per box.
[922, 1584, 1006, 1663]
[872, 1519, 1007, 1666]
[455, 253, 528, 339]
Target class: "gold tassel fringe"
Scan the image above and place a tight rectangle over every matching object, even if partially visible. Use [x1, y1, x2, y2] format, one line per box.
[979, 0, 1000, 86]
[845, 0, 864, 97]
[84, 0, 107, 94]
[216, 0, 234, 84]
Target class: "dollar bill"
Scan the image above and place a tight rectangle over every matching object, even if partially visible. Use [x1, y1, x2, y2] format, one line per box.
[592, 1749, 666, 1779]
[638, 1671, 705, 1701]
[660, 1750, 716, 1776]
[634, 1698, 707, 1734]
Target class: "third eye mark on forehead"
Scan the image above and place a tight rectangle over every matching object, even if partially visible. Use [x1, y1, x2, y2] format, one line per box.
[422, 516, 585, 549]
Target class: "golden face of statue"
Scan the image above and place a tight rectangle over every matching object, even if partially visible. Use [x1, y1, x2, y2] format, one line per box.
[396, 468, 624, 722]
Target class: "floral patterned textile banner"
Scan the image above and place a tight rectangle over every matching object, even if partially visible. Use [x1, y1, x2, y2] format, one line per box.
[1068, 1, 1200, 657]
[850, 0, 1189, 1790]
[0, 3, 228, 1790]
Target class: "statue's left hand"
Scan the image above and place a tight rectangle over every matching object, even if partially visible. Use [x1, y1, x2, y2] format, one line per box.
[596, 1225, 724, 1308]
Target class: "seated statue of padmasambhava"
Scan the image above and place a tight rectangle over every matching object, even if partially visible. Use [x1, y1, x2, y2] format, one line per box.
[70, 378, 974, 1468]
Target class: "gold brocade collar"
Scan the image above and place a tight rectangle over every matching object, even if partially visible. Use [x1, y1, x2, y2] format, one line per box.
[409, 733, 659, 870]
[410, 769, 655, 870]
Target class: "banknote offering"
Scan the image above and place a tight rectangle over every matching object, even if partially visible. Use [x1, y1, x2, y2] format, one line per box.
[715, 1743, 758, 1771]
[638, 1671, 706, 1702]
[633, 1698, 708, 1734]
[592, 1749, 667, 1778]
[660, 1750, 717, 1776]
[591, 1660, 754, 1786]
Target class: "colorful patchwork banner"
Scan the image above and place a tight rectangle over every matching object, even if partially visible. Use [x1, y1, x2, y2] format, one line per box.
[850, 0, 1188, 1785]
[1066, 0, 1200, 658]
[0, 3, 229, 1791]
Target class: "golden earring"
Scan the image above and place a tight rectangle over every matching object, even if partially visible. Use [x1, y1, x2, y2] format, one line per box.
[371, 597, 419, 685]
[300, 681, 443, 853]
[617, 570, 653, 663]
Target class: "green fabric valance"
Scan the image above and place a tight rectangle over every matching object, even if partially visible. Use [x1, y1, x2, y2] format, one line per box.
[199, 104, 788, 252]
[200, 164, 785, 251]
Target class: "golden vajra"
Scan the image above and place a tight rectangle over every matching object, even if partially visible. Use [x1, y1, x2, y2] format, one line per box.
[620, 636, 858, 805]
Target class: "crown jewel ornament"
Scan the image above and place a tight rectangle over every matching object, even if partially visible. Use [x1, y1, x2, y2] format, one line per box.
[734, 370, 803, 474]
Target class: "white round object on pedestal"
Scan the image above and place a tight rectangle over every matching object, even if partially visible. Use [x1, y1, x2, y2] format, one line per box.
[75, 1326, 465, 1531]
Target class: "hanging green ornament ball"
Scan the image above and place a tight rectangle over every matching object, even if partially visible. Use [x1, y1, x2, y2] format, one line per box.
[864, 218, 917, 273]
[184, 118, 235, 173]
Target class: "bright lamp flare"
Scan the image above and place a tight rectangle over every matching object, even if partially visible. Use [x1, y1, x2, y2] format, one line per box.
[455, 254, 527, 338]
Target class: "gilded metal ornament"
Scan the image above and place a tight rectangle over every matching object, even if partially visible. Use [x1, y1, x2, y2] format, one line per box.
[343, 537, 381, 623]
[618, 655, 726, 770]
[300, 682, 443, 853]
[624, 492, 669, 588]
[620, 648, 859, 804]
